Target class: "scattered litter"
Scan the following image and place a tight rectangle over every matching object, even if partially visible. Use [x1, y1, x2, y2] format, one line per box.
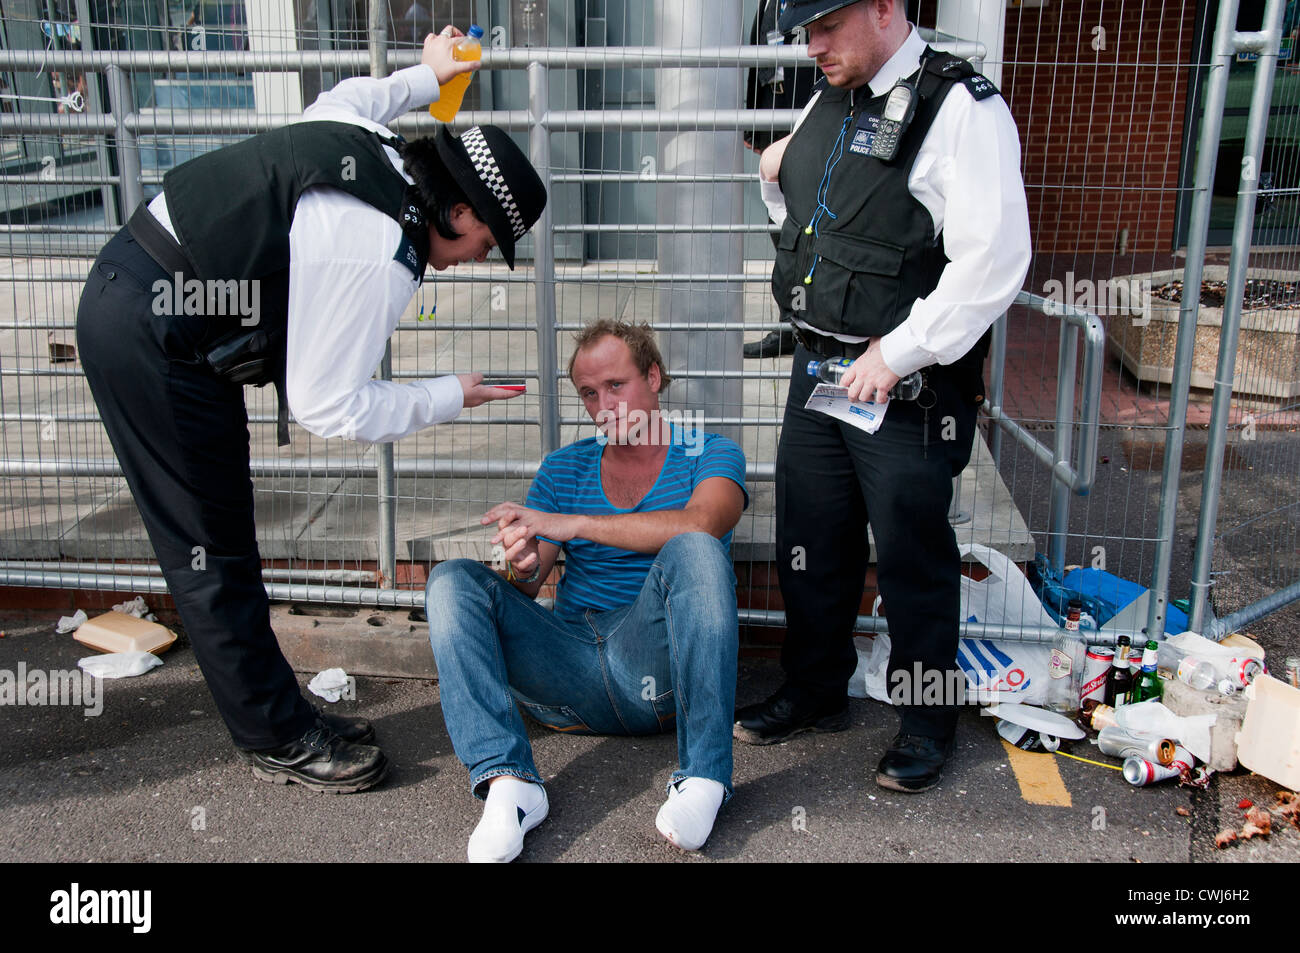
[1175, 806, 1190, 817]
[112, 596, 157, 622]
[1213, 797, 1292, 850]
[55, 609, 87, 634]
[307, 668, 351, 702]
[1238, 798, 1254, 809]
[1115, 701, 1215, 764]
[1179, 765, 1214, 790]
[1241, 807, 1272, 840]
[78, 650, 163, 679]
[1276, 791, 1300, 827]
[984, 702, 1084, 753]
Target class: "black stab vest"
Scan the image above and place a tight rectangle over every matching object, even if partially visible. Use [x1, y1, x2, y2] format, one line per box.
[164, 120, 425, 283]
[160, 120, 429, 444]
[772, 47, 992, 376]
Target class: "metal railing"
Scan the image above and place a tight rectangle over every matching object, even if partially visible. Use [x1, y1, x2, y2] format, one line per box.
[2, 4, 1295, 652]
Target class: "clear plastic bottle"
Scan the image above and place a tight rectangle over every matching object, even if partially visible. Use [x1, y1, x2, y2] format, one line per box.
[1176, 658, 1219, 692]
[808, 358, 923, 400]
[429, 25, 484, 123]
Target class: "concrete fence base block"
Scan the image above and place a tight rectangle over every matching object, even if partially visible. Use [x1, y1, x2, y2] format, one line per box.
[271, 603, 436, 680]
[1160, 677, 1249, 773]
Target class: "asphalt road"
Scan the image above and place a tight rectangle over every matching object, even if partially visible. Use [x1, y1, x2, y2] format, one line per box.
[1, 615, 1295, 866]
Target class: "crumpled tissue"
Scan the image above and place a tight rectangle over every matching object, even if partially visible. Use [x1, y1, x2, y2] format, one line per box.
[308, 668, 351, 703]
[112, 596, 158, 622]
[78, 650, 163, 679]
[55, 609, 88, 634]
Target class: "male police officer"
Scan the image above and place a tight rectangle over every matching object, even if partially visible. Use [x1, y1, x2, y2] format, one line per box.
[76, 29, 546, 793]
[734, 0, 1030, 792]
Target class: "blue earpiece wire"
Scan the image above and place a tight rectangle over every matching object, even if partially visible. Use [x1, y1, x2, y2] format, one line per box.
[803, 113, 855, 285]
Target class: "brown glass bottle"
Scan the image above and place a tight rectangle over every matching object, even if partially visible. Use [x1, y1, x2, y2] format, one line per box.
[1104, 635, 1133, 707]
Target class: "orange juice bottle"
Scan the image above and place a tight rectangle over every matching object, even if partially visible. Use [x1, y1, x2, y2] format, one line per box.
[429, 25, 484, 122]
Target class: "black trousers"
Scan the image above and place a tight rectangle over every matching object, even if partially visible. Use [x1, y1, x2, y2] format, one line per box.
[775, 344, 977, 739]
[76, 226, 316, 749]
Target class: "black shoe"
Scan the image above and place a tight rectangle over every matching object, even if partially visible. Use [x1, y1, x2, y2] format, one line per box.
[243, 723, 388, 794]
[314, 705, 375, 745]
[875, 733, 954, 793]
[743, 327, 797, 359]
[733, 691, 849, 745]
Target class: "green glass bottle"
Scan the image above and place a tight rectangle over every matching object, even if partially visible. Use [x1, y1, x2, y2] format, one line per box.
[1131, 639, 1163, 703]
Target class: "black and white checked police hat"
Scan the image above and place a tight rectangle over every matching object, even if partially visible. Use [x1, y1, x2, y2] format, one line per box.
[434, 124, 546, 269]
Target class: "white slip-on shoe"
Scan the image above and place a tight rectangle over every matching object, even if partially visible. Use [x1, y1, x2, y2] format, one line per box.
[655, 777, 725, 851]
[467, 779, 549, 863]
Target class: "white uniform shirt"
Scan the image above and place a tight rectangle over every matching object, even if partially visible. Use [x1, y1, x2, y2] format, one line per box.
[760, 28, 1032, 379]
[147, 65, 463, 443]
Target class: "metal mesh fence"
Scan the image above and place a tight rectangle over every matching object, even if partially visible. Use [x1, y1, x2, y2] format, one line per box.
[0, 0, 1296, 647]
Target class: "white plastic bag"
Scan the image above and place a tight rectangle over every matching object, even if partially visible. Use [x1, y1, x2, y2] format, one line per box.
[849, 596, 894, 703]
[957, 543, 1058, 705]
[1117, 700, 1216, 764]
[849, 634, 893, 702]
[77, 650, 162, 679]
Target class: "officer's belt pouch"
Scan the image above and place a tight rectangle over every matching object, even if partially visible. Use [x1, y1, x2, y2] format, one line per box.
[205, 327, 273, 386]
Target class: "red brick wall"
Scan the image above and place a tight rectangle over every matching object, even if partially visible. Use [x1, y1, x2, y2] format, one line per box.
[1003, 1, 1203, 254]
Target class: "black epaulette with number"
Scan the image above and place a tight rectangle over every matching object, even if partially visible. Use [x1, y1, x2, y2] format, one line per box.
[393, 232, 423, 280]
[392, 193, 430, 280]
[923, 52, 1001, 101]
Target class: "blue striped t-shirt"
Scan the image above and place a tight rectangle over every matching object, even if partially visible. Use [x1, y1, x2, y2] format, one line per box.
[526, 426, 749, 621]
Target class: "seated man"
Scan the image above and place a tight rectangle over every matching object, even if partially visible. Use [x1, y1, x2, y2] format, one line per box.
[426, 319, 748, 862]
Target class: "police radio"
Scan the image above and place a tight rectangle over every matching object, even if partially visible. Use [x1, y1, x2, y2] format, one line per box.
[869, 79, 918, 162]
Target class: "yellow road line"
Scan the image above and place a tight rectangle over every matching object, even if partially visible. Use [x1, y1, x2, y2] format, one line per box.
[1001, 739, 1073, 807]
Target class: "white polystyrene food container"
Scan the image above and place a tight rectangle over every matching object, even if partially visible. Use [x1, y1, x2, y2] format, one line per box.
[72, 611, 177, 655]
[1235, 674, 1300, 789]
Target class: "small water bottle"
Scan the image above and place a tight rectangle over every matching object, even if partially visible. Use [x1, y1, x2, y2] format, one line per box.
[808, 358, 923, 400]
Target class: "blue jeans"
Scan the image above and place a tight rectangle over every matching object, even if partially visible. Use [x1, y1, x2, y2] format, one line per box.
[426, 532, 738, 800]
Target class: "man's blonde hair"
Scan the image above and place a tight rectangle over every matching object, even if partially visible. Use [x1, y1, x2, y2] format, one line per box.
[567, 319, 673, 392]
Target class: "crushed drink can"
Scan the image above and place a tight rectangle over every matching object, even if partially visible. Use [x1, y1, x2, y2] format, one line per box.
[1096, 725, 1175, 764]
[995, 718, 1061, 753]
[1222, 657, 1263, 689]
[1080, 647, 1113, 705]
[1122, 745, 1196, 786]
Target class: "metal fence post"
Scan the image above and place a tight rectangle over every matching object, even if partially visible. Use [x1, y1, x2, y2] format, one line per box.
[529, 61, 560, 456]
[1188, 0, 1286, 634]
[75, 0, 120, 230]
[368, 0, 397, 589]
[988, 311, 1007, 469]
[1047, 320, 1079, 571]
[1146, 0, 1240, 641]
[103, 64, 142, 220]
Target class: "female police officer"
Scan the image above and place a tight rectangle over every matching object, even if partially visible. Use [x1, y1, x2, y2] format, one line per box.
[75, 28, 547, 793]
